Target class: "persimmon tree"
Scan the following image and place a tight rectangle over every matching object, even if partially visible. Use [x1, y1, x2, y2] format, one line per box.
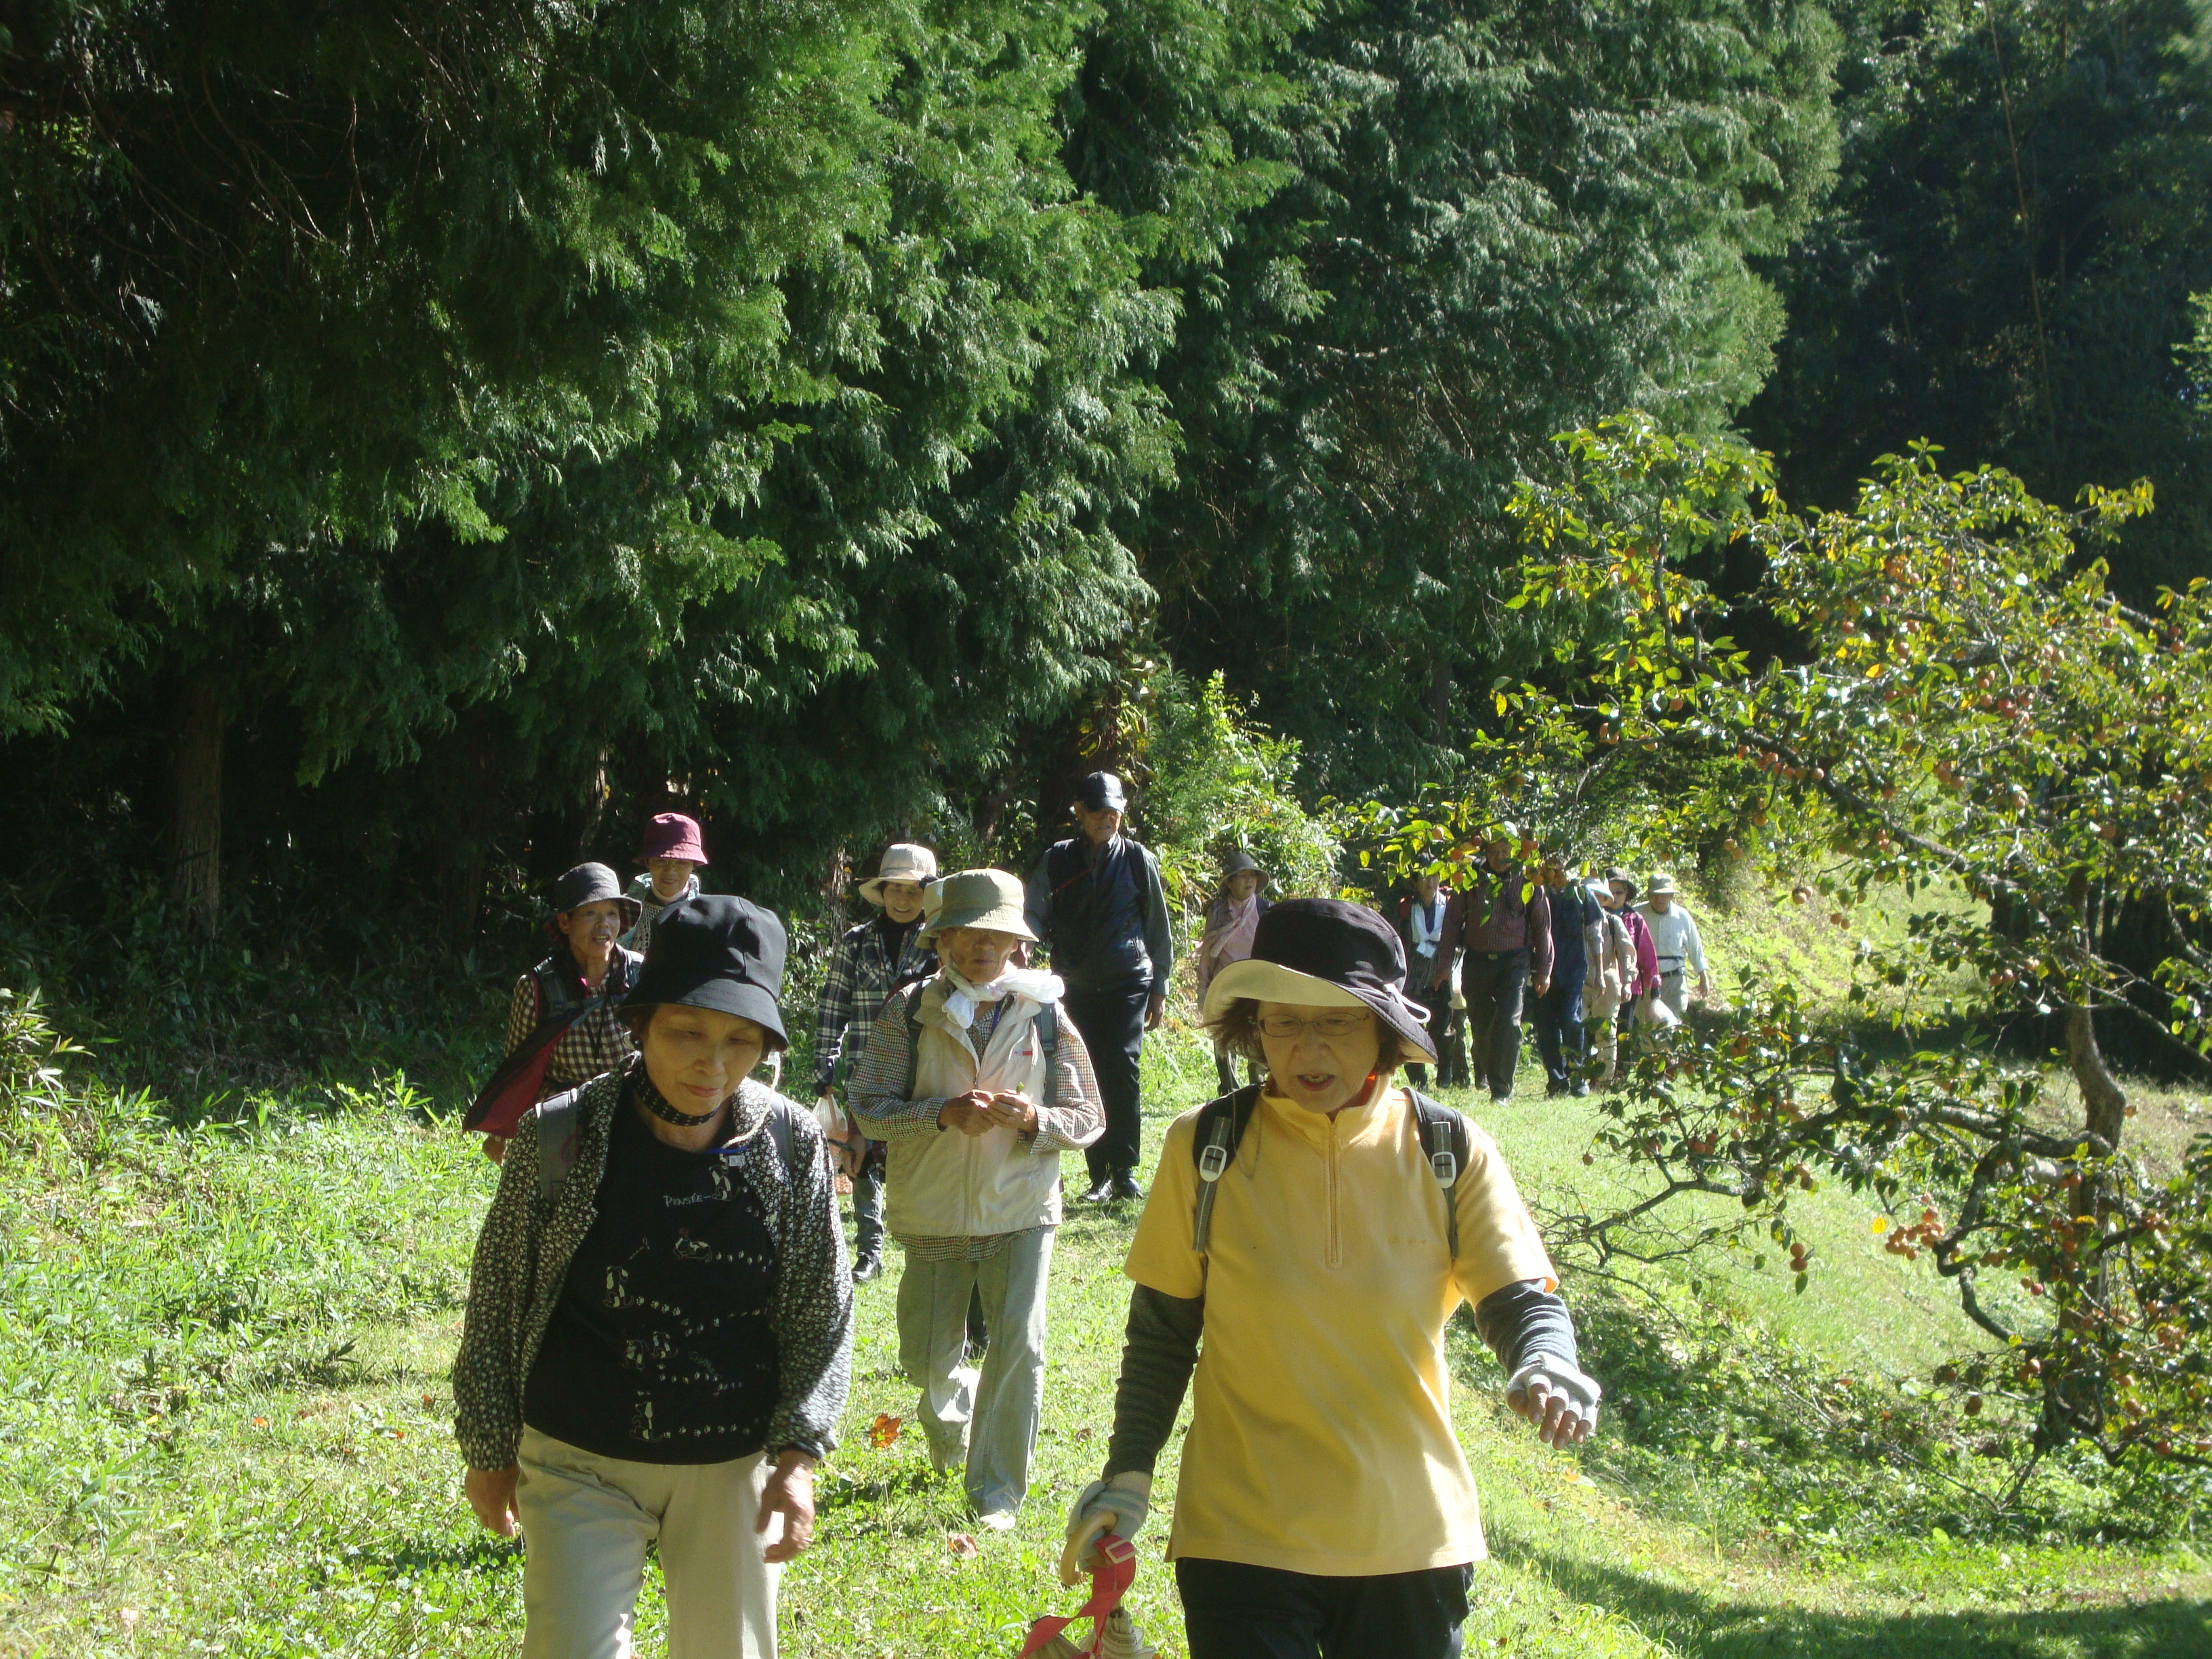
[1396, 415, 2212, 1473]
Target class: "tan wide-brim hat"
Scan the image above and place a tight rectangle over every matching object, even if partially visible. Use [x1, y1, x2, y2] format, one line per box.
[859, 842, 939, 905]
[918, 868, 1037, 945]
[1647, 874, 1679, 896]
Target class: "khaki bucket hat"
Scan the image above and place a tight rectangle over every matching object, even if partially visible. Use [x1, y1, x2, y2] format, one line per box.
[919, 869, 1037, 946]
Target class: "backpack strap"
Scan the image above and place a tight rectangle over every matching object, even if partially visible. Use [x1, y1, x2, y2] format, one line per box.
[904, 982, 1063, 1115]
[1189, 1084, 1265, 1254]
[533, 1086, 587, 1209]
[1408, 1090, 1471, 1262]
[1036, 1002, 1059, 1111]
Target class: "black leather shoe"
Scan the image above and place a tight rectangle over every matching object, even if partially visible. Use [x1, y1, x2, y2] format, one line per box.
[852, 1251, 882, 1284]
[1080, 1179, 1115, 1204]
[1110, 1173, 1145, 1203]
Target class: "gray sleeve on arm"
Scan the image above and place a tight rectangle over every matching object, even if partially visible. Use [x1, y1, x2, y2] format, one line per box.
[1104, 1284, 1204, 1477]
[1024, 855, 1054, 954]
[1471, 1279, 1580, 1375]
[1142, 848, 1175, 985]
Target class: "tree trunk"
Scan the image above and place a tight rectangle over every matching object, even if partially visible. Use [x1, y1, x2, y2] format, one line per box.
[2064, 1002, 2127, 1153]
[430, 714, 499, 945]
[167, 674, 224, 931]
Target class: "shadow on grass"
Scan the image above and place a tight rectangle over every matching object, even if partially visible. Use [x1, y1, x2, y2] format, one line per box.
[1494, 1536, 2211, 1659]
[817, 1462, 947, 1515]
[353, 1535, 524, 1578]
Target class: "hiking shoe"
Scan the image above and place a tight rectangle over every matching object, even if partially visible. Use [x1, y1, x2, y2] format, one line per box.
[1080, 1178, 1115, 1204]
[852, 1250, 882, 1284]
[1110, 1173, 1145, 1203]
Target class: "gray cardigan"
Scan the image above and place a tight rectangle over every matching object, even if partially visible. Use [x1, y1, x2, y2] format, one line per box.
[451, 1063, 853, 1471]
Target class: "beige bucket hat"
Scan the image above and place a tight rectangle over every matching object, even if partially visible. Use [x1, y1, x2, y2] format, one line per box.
[919, 868, 1037, 945]
[859, 842, 940, 905]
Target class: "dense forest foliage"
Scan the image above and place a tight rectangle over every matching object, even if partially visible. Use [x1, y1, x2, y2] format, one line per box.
[0, 0, 2203, 931]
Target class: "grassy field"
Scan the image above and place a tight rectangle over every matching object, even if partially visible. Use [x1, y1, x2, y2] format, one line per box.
[1, 990, 2207, 1659]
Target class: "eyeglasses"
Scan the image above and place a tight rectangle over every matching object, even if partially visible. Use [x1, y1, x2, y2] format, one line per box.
[1256, 1012, 1374, 1040]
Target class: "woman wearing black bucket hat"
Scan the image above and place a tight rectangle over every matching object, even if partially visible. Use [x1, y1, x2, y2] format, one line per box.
[1062, 898, 1602, 1659]
[499, 861, 644, 1104]
[453, 895, 851, 1658]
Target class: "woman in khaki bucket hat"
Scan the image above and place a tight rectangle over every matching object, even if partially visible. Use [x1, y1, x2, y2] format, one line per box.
[848, 869, 1105, 1529]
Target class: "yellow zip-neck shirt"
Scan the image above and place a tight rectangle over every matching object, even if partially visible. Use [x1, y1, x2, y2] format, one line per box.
[1122, 1083, 1554, 1576]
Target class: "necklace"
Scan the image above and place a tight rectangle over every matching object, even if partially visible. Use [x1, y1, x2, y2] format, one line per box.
[638, 1077, 726, 1128]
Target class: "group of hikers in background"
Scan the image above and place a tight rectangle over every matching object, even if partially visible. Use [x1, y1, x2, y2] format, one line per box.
[453, 771, 1711, 1658]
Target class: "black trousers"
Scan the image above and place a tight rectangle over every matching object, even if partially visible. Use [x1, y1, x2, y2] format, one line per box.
[1532, 977, 1586, 1090]
[1404, 982, 1451, 1090]
[1460, 948, 1530, 1100]
[1178, 1558, 1472, 1659]
[1063, 978, 1149, 1182]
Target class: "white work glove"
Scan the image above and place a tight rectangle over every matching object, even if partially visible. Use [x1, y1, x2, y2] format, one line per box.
[1507, 1355, 1601, 1448]
[1060, 1470, 1151, 1585]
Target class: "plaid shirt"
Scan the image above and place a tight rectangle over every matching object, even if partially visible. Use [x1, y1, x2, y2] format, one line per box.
[504, 947, 642, 1097]
[813, 916, 937, 1094]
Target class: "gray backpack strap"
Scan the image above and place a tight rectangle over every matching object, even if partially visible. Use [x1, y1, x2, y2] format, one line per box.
[1036, 1002, 1059, 1111]
[1190, 1084, 1264, 1254]
[1408, 1090, 1469, 1262]
[533, 1088, 586, 1209]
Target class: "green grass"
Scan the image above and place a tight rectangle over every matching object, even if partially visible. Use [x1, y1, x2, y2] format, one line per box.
[0, 1016, 2205, 1658]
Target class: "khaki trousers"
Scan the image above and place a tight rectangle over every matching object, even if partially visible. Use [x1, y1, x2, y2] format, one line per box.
[517, 1427, 779, 1659]
[1585, 989, 1623, 1082]
[895, 1227, 1055, 1517]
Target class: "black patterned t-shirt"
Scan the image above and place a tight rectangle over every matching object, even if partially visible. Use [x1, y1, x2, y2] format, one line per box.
[523, 1094, 781, 1462]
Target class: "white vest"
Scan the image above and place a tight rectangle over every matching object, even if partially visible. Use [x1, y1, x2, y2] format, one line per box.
[884, 975, 1068, 1240]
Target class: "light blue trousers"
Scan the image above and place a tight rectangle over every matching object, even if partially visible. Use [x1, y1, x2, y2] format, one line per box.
[894, 1227, 1054, 1517]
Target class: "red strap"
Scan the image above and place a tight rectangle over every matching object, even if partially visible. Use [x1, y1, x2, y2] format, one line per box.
[1017, 1534, 1136, 1658]
[462, 1017, 573, 1135]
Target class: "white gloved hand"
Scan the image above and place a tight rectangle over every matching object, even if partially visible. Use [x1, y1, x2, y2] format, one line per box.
[1507, 1354, 1602, 1448]
[1060, 1470, 1152, 1586]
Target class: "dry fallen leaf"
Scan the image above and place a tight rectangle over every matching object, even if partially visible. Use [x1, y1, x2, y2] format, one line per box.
[250, 1416, 269, 1429]
[1073, 1427, 1094, 1441]
[422, 1394, 434, 1410]
[947, 1532, 979, 1559]
[869, 1412, 902, 1450]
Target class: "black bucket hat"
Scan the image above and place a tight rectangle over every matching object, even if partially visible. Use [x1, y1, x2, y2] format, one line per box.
[1603, 865, 1640, 901]
[622, 894, 790, 1050]
[1219, 847, 1267, 881]
[1201, 897, 1437, 1060]
[546, 862, 643, 935]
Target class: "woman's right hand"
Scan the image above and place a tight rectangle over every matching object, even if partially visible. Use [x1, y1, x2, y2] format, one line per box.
[466, 1465, 521, 1536]
[937, 1090, 998, 1136]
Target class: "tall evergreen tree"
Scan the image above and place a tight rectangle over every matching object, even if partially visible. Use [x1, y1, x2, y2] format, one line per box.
[1744, 0, 2212, 594]
[1070, 0, 1841, 794]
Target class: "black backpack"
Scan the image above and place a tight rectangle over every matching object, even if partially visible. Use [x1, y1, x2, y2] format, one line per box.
[1188, 1083, 1471, 1260]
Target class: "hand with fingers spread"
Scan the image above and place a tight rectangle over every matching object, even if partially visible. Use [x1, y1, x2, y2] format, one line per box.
[1507, 1355, 1602, 1448]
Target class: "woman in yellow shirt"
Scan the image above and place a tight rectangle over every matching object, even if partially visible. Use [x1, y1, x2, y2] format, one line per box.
[1063, 898, 1601, 1659]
